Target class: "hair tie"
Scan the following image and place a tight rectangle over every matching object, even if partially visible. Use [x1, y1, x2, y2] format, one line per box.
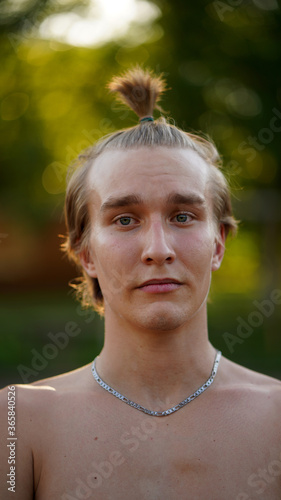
[140, 116, 154, 123]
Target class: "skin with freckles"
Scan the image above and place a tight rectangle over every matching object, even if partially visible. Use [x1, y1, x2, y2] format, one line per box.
[0, 146, 280, 500]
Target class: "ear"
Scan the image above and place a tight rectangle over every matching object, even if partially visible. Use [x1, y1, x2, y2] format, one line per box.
[211, 224, 226, 271]
[79, 249, 98, 278]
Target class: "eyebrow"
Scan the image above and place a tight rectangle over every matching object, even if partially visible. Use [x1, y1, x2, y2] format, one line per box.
[100, 194, 143, 213]
[167, 192, 206, 206]
[100, 192, 206, 213]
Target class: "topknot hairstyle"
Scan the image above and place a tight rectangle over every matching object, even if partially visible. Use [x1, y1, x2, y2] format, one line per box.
[63, 66, 238, 315]
[108, 66, 166, 119]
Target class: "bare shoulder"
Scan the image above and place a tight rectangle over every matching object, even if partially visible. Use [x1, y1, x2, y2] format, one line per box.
[218, 355, 281, 416]
[214, 355, 281, 461]
[0, 365, 92, 447]
[0, 364, 94, 499]
[0, 362, 94, 433]
[220, 354, 281, 387]
[14, 361, 93, 400]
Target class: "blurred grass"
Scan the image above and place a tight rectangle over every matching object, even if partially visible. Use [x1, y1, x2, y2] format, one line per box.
[208, 292, 281, 379]
[0, 291, 104, 388]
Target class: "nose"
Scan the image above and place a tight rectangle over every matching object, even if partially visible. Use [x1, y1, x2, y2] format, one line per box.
[141, 220, 176, 265]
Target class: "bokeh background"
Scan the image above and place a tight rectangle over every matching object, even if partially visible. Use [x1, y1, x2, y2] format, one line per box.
[0, 0, 281, 388]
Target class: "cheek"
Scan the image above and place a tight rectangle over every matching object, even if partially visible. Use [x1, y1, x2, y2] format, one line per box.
[179, 228, 214, 262]
[92, 234, 139, 303]
[90, 230, 137, 278]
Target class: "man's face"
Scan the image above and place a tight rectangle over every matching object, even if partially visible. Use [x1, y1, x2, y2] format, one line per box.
[82, 147, 225, 331]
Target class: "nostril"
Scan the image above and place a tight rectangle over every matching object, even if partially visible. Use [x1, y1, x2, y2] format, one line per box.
[145, 255, 173, 264]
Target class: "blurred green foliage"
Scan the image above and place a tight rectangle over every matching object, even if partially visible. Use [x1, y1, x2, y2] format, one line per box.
[0, 0, 280, 386]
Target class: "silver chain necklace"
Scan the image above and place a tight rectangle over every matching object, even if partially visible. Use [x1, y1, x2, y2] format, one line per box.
[91, 350, 221, 417]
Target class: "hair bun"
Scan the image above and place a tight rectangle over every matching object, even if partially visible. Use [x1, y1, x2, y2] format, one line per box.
[108, 66, 167, 121]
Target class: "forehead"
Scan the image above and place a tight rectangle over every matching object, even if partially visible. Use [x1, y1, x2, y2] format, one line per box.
[87, 147, 210, 207]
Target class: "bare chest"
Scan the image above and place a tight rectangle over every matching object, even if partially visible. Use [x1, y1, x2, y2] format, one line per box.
[34, 394, 281, 500]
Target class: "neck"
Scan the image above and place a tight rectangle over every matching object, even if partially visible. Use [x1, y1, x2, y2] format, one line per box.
[95, 307, 218, 412]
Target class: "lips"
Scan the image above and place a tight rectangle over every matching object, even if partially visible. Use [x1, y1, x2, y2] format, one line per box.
[139, 278, 182, 287]
[138, 278, 182, 294]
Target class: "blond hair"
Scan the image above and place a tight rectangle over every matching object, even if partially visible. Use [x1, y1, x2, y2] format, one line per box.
[63, 67, 238, 315]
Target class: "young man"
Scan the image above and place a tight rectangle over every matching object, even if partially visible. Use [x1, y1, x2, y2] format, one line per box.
[1, 68, 280, 499]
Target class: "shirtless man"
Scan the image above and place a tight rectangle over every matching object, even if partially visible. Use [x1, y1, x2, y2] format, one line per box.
[1, 68, 281, 500]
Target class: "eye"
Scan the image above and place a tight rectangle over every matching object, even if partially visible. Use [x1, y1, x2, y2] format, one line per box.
[116, 216, 133, 226]
[174, 213, 192, 223]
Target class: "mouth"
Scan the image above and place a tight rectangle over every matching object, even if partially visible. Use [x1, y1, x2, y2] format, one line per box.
[138, 278, 182, 294]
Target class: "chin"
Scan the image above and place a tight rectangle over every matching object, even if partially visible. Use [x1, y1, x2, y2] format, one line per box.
[137, 305, 190, 332]
[142, 317, 183, 332]
[133, 294, 209, 332]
